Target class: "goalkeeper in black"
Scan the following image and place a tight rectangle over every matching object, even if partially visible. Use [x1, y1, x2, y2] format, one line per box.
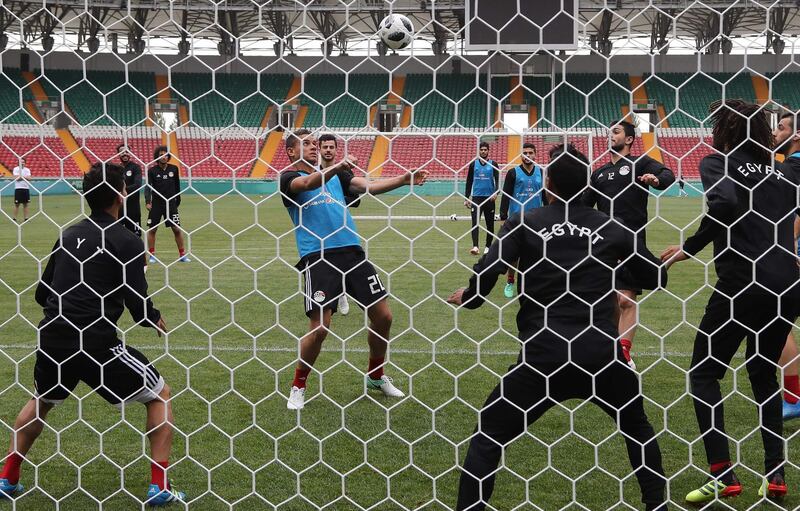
[448, 144, 668, 511]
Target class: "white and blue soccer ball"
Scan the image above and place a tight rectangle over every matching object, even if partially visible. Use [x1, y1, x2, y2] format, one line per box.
[379, 14, 414, 50]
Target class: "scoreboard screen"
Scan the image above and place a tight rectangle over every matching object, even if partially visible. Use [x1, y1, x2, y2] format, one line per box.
[465, 0, 579, 51]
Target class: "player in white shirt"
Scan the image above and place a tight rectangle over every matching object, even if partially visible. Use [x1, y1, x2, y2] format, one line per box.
[12, 158, 31, 223]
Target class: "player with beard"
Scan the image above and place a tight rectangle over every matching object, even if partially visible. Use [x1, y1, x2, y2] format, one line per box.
[582, 120, 675, 368]
[772, 111, 800, 421]
[281, 130, 429, 410]
[662, 100, 799, 504]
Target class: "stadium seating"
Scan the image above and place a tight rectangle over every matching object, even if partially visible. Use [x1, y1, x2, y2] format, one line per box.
[0, 69, 36, 124]
[37, 69, 155, 127]
[657, 129, 713, 179]
[403, 75, 490, 129]
[544, 74, 630, 129]
[381, 136, 485, 179]
[300, 74, 388, 129]
[170, 73, 293, 128]
[175, 127, 262, 178]
[768, 72, 800, 109]
[0, 124, 81, 177]
[644, 72, 755, 128]
[71, 125, 162, 169]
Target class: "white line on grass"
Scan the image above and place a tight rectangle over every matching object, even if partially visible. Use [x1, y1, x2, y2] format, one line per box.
[0, 343, 698, 357]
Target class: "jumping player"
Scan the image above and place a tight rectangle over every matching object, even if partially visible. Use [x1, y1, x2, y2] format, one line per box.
[662, 100, 798, 504]
[498, 142, 545, 299]
[582, 120, 675, 368]
[281, 129, 429, 410]
[449, 144, 667, 511]
[464, 141, 499, 256]
[0, 163, 184, 505]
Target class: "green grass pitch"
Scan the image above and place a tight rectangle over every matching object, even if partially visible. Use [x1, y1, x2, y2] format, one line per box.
[0, 190, 798, 510]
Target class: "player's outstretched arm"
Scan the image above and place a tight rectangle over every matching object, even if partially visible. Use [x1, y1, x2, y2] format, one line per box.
[348, 169, 429, 196]
[661, 155, 737, 269]
[448, 217, 524, 308]
[288, 157, 357, 194]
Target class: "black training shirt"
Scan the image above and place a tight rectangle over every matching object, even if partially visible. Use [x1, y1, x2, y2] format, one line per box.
[683, 149, 799, 295]
[582, 154, 675, 241]
[145, 164, 181, 205]
[122, 161, 143, 196]
[36, 212, 161, 348]
[460, 202, 666, 369]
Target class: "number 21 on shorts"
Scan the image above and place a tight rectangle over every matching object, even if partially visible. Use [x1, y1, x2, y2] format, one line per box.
[368, 274, 385, 294]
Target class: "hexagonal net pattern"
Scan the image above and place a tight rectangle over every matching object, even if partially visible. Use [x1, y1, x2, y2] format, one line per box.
[0, 1, 799, 510]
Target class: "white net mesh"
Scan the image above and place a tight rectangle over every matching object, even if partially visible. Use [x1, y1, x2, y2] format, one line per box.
[0, 1, 799, 510]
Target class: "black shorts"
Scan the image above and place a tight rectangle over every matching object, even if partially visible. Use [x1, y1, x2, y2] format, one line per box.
[615, 264, 643, 295]
[123, 197, 142, 237]
[147, 201, 180, 229]
[34, 342, 164, 408]
[14, 189, 30, 205]
[300, 249, 388, 317]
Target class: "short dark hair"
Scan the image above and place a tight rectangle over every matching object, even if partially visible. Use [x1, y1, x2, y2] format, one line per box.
[83, 162, 125, 212]
[286, 129, 313, 151]
[153, 145, 169, 162]
[318, 133, 337, 146]
[611, 120, 636, 140]
[546, 143, 589, 201]
[117, 143, 126, 153]
[522, 142, 537, 152]
[479, 141, 490, 150]
[781, 111, 796, 130]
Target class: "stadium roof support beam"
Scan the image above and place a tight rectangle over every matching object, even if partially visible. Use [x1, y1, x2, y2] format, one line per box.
[650, 9, 674, 55]
[590, 10, 613, 57]
[768, 7, 790, 54]
[24, 4, 71, 50]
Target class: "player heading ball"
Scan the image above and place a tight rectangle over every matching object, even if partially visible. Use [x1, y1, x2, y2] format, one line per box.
[280, 129, 429, 410]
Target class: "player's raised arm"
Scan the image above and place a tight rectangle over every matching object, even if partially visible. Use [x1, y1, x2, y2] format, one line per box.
[347, 168, 429, 196]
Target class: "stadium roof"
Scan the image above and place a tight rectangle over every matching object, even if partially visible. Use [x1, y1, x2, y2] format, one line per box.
[1, 0, 798, 56]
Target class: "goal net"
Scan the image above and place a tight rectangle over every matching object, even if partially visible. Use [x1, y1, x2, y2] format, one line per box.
[0, 1, 797, 510]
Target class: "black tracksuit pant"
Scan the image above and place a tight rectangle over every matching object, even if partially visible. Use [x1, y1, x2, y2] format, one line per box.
[456, 358, 666, 510]
[689, 289, 795, 475]
[470, 196, 495, 248]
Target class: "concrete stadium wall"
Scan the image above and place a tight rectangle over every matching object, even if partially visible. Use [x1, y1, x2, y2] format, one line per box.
[3, 50, 794, 77]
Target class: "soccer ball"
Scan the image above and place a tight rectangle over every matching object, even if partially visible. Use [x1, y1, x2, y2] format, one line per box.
[450, 214, 458, 221]
[379, 14, 414, 50]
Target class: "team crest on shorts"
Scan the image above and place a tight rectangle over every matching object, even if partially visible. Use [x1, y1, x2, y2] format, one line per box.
[619, 165, 631, 176]
[313, 290, 326, 303]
